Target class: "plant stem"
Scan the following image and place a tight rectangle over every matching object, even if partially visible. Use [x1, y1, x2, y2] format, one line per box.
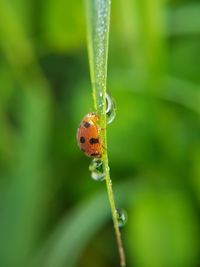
[85, 0, 126, 266]
[102, 149, 126, 267]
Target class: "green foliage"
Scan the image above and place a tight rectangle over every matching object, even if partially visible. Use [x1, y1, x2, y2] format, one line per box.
[0, 0, 200, 267]
[128, 185, 199, 267]
[41, 0, 85, 51]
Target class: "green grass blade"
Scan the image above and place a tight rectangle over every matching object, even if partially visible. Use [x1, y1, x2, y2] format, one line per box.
[85, 0, 110, 112]
[85, 0, 126, 266]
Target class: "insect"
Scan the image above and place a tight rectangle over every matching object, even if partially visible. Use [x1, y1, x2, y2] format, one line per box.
[77, 112, 102, 158]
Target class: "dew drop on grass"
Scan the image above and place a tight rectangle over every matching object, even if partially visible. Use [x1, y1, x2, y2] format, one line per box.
[106, 93, 116, 124]
[116, 208, 128, 228]
[89, 158, 105, 181]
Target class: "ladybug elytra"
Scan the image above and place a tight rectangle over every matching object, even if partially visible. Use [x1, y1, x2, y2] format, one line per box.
[77, 112, 102, 158]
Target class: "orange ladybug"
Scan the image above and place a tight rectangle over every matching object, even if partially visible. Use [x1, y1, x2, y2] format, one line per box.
[77, 112, 102, 158]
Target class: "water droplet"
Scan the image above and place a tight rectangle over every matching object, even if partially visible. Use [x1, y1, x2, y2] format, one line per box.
[106, 93, 116, 124]
[116, 208, 128, 228]
[89, 159, 105, 181]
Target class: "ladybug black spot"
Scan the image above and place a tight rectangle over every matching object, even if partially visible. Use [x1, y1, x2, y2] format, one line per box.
[84, 122, 91, 128]
[89, 138, 99, 144]
[80, 136, 85, 143]
[90, 152, 100, 157]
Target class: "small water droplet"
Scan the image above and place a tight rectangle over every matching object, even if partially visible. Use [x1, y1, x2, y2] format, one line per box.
[89, 159, 105, 181]
[106, 93, 116, 124]
[116, 208, 128, 228]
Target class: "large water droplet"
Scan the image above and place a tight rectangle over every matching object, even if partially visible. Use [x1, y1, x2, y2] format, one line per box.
[89, 159, 105, 181]
[106, 93, 116, 124]
[116, 208, 128, 228]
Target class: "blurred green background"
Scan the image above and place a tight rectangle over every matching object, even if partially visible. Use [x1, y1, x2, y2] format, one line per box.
[0, 0, 200, 267]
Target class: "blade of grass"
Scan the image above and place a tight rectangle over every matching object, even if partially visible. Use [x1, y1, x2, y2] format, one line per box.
[85, 0, 126, 266]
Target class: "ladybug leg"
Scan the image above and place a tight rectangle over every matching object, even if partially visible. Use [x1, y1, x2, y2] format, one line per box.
[102, 144, 107, 151]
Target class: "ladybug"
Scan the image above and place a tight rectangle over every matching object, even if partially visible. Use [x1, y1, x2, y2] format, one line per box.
[77, 112, 102, 158]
